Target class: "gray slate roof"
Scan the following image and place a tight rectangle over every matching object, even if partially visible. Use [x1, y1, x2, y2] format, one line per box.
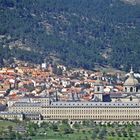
[50, 101, 140, 107]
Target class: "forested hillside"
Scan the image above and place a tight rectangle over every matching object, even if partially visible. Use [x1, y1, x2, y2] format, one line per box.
[0, 0, 140, 71]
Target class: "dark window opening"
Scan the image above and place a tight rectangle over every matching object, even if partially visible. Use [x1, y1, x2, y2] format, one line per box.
[130, 96, 133, 101]
[136, 87, 138, 92]
[125, 87, 127, 92]
[130, 87, 133, 92]
[97, 87, 100, 92]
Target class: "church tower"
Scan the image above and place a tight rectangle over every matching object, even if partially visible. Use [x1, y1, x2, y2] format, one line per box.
[94, 76, 104, 101]
[123, 67, 139, 93]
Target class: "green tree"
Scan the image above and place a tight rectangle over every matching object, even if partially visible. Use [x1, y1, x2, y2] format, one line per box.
[91, 131, 97, 139]
[50, 123, 58, 132]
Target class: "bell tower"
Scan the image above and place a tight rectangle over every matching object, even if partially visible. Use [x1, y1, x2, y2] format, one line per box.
[94, 76, 104, 101]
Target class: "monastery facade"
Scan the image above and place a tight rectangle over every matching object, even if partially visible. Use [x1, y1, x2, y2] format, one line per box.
[1, 68, 140, 123]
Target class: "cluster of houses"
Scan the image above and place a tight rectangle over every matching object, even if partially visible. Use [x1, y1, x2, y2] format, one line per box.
[1, 64, 140, 122]
[0, 64, 124, 102]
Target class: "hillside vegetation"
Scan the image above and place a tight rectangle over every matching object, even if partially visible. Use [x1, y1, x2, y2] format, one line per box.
[0, 0, 140, 71]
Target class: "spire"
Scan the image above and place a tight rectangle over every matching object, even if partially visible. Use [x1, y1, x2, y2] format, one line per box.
[130, 65, 134, 74]
[129, 65, 134, 78]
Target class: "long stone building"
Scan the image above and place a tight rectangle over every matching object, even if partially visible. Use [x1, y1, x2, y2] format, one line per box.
[1, 68, 140, 123]
[7, 101, 140, 123]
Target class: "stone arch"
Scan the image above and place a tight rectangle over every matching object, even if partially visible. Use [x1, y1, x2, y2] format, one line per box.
[130, 87, 133, 92]
[125, 87, 127, 92]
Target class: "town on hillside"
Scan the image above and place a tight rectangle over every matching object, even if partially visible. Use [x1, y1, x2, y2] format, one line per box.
[0, 62, 140, 123]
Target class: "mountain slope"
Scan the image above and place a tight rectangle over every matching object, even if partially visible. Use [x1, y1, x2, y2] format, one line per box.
[121, 0, 140, 5]
[0, 0, 140, 71]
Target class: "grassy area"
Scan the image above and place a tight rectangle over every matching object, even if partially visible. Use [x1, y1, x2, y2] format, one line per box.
[32, 133, 139, 140]
[32, 127, 140, 140]
[0, 120, 16, 130]
[33, 132, 91, 140]
[0, 120, 140, 140]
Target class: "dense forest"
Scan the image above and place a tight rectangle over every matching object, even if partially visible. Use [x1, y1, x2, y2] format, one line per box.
[0, 0, 140, 71]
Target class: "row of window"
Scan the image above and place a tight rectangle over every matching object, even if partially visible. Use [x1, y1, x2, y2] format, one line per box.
[47, 115, 140, 119]
[48, 106, 140, 108]
[51, 103, 139, 106]
[43, 109, 140, 114]
[11, 107, 140, 115]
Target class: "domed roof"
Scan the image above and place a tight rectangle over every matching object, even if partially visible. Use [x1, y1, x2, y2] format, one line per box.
[124, 77, 139, 86]
[124, 67, 139, 86]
